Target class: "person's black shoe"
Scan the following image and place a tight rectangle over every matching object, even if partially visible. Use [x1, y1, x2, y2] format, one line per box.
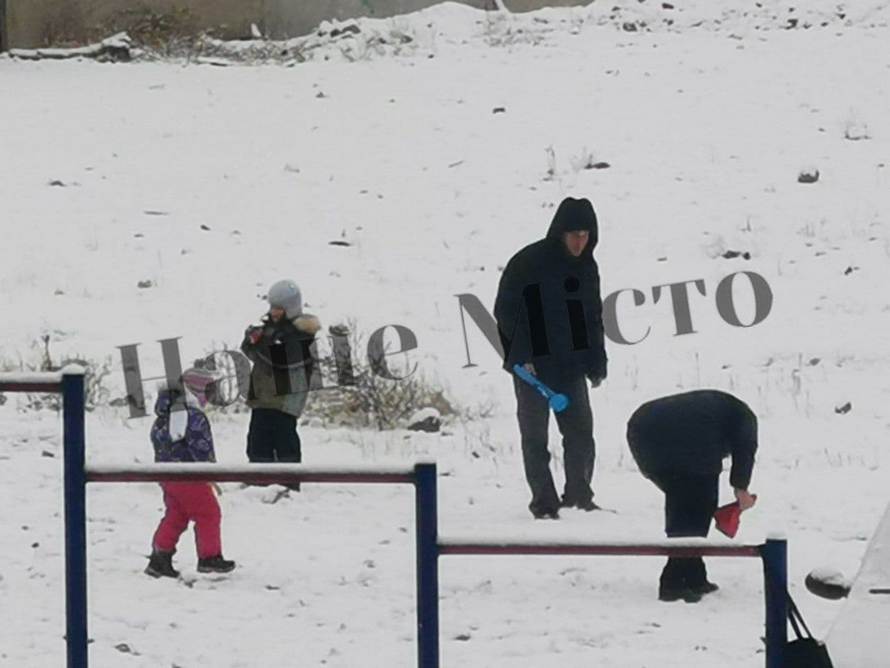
[658, 585, 703, 603]
[145, 550, 179, 579]
[688, 580, 720, 595]
[575, 499, 604, 512]
[684, 558, 718, 595]
[560, 494, 604, 511]
[197, 555, 237, 573]
[531, 509, 560, 520]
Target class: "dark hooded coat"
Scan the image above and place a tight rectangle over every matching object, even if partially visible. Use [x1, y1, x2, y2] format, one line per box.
[494, 197, 607, 389]
[626, 390, 758, 490]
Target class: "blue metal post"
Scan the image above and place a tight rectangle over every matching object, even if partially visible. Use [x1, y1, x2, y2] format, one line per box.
[762, 537, 788, 668]
[63, 370, 88, 668]
[415, 462, 439, 668]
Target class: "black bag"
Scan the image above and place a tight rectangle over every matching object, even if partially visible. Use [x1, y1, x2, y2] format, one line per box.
[786, 593, 834, 667]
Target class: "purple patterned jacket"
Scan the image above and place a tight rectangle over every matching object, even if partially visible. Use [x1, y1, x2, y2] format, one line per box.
[150, 390, 216, 463]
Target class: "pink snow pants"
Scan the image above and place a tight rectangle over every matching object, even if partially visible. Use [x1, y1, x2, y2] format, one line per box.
[152, 482, 222, 559]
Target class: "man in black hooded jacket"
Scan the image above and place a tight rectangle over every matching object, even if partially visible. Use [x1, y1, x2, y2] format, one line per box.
[627, 390, 759, 602]
[494, 197, 607, 519]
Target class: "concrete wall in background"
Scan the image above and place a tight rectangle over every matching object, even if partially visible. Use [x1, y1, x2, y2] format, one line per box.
[264, 0, 588, 39]
[503, 0, 587, 10]
[5, 0, 263, 49]
[264, 0, 489, 40]
[0, 0, 8, 52]
[4, 0, 589, 49]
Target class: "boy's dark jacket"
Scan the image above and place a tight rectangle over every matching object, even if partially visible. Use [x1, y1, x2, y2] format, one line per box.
[240, 313, 321, 417]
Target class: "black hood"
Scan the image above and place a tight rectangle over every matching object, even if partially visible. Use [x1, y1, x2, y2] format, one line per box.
[545, 197, 598, 255]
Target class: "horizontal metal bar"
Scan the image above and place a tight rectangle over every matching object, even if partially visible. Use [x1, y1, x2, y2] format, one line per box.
[86, 463, 417, 485]
[0, 368, 82, 392]
[0, 381, 62, 393]
[438, 541, 762, 558]
[0, 372, 63, 392]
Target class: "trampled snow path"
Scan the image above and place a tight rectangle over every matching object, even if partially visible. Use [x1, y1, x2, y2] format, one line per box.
[2, 2, 890, 665]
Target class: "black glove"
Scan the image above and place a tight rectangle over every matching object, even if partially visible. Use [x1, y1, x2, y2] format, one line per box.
[246, 325, 264, 345]
[586, 371, 605, 388]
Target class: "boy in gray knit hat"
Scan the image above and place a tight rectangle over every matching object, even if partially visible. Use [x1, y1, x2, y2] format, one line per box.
[241, 279, 321, 466]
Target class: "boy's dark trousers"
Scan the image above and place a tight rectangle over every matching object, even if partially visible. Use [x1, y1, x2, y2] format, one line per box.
[513, 375, 595, 516]
[246, 408, 301, 463]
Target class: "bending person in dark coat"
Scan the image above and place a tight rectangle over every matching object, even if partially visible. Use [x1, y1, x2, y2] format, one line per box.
[627, 389, 759, 602]
[494, 197, 607, 519]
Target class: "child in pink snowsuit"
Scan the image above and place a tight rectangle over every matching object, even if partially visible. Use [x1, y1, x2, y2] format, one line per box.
[145, 386, 235, 578]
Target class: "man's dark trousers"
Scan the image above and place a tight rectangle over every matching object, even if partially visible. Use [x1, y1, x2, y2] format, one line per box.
[513, 375, 595, 515]
[650, 470, 719, 587]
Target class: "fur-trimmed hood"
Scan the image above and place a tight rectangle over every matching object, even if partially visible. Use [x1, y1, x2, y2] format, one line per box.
[292, 313, 321, 336]
[259, 312, 321, 336]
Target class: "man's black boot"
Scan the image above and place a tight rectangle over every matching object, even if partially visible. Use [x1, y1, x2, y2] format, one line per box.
[686, 557, 719, 595]
[658, 557, 702, 603]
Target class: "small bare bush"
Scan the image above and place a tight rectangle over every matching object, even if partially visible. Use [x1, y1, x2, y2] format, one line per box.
[1, 336, 112, 412]
[100, 5, 203, 55]
[304, 322, 456, 430]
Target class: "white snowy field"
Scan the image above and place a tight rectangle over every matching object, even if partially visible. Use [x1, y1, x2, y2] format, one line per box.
[2, 1, 890, 666]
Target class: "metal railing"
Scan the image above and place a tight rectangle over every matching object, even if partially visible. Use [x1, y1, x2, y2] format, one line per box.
[0, 368, 87, 668]
[1, 371, 788, 667]
[432, 534, 788, 668]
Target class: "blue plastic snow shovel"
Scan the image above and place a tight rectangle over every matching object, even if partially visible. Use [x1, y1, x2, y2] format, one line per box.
[513, 364, 570, 413]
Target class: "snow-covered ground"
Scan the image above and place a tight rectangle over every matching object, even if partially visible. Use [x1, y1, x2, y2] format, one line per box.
[1, 1, 889, 665]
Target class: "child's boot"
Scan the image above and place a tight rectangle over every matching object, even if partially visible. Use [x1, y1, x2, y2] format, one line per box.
[197, 555, 236, 573]
[145, 550, 180, 578]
